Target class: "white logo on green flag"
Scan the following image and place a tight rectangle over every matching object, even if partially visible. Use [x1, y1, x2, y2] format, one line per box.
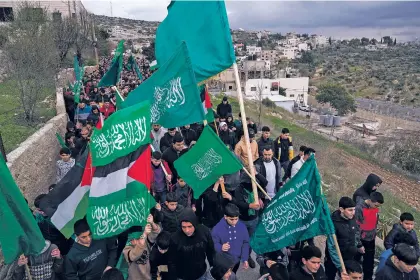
[91, 197, 148, 237]
[151, 77, 185, 123]
[91, 117, 148, 160]
[192, 148, 223, 180]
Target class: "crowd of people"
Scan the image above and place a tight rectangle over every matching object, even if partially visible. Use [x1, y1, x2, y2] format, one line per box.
[8, 52, 420, 280]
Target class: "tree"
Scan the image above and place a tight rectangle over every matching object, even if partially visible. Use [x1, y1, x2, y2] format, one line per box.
[361, 37, 369, 46]
[74, 11, 92, 62]
[279, 87, 287, 97]
[299, 51, 314, 65]
[382, 36, 392, 45]
[349, 38, 361, 47]
[52, 17, 78, 66]
[2, 2, 58, 123]
[142, 40, 155, 61]
[394, 38, 397, 46]
[328, 37, 332, 45]
[370, 38, 377, 45]
[315, 83, 357, 115]
[254, 81, 265, 127]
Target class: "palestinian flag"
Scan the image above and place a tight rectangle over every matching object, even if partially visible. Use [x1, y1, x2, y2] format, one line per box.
[39, 150, 94, 238]
[87, 145, 154, 239]
[200, 84, 215, 123]
[39, 119, 102, 238]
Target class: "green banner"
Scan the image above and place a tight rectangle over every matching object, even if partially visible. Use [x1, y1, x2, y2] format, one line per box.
[174, 126, 242, 198]
[90, 101, 151, 167]
[0, 154, 45, 263]
[121, 41, 205, 128]
[155, 1, 235, 83]
[250, 156, 335, 255]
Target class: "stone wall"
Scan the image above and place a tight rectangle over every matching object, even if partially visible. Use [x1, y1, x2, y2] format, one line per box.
[6, 88, 67, 204]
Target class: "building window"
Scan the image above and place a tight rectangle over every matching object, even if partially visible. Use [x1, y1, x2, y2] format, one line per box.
[0, 7, 13, 22]
[52, 12, 62, 22]
[290, 94, 295, 98]
[228, 85, 233, 90]
[250, 87, 257, 91]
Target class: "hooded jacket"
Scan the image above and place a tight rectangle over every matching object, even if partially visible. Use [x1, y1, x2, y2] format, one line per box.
[234, 172, 268, 221]
[226, 113, 235, 130]
[219, 129, 236, 150]
[216, 101, 232, 118]
[161, 204, 185, 234]
[168, 209, 215, 280]
[12, 241, 63, 280]
[325, 210, 361, 262]
[203, 253, 237, 280]
[375, 255, 419, 280]
[273, 136, 293, 163]
[75, 105, 92, 121]
[160, 132, 181, 153]
[87, 106, 100, 125]
[384, 223, 420, 258]
[172, 183, 195, 208]
[65, 238, 117, 280]
[256, 248, 289, 276]
[352, 173, 382, 203]
[355, 199, 380, 242]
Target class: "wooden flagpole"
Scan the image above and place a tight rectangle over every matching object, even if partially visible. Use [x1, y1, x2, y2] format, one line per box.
[232, 62, 258, 202]
[241, 167, 271, 200]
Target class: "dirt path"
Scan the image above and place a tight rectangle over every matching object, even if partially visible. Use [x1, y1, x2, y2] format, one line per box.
[336, 149, 420, 209]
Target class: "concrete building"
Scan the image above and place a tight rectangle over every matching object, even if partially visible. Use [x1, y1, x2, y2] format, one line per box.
[280, 47, 299, 60]
[245, 77, 309, 111]
[246, 45, 262, 56]
[298, 42, 309, 51]
[0, 0, 88, 22]
[261, 50, 279, 63]
[311, 35, 329, 48]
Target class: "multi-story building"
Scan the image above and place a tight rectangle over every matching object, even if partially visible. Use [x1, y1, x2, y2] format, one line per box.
[0, 0, 88, 23]
[246, 45, 262, 56]
[261, 50, 279, 64]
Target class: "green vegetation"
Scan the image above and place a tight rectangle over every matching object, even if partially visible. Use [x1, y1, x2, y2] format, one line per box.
[0, 80, 56, 153]
[315, 83, 357, 116]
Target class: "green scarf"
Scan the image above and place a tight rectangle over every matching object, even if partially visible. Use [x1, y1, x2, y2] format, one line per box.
[245, 189, 255, 216]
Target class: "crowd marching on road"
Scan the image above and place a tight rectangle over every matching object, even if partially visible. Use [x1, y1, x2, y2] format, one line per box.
[5, 49, 419, 280]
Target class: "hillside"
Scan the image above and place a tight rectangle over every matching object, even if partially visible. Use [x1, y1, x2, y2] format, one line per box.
[307, 44, 420, 106]
[211, 93, 420, 239]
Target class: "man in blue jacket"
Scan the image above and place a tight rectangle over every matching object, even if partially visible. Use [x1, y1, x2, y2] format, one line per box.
[211, 203, 250, 273]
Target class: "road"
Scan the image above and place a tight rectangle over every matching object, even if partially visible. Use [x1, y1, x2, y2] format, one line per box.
[236, 252, 261, 280]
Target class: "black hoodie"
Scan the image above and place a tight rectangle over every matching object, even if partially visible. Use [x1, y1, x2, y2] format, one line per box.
[65, 238, 117, 280]
[352, 173, 382, 203]
[168, 208, 215, 280]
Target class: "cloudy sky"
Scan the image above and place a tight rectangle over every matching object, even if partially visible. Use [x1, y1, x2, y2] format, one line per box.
[82, 1, 420, 41]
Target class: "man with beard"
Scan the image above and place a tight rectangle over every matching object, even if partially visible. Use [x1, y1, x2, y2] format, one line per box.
[254, 147, 282, 200]
[151, 124, 167, 153]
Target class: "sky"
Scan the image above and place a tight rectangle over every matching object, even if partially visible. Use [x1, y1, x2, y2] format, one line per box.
[81, 1, 420, 42]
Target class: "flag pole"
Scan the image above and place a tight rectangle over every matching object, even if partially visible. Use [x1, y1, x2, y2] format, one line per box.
[233, 62, 258, 202]
[242, 167, 271, 200]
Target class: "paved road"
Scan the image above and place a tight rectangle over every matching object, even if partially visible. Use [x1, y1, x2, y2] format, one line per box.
[236, 252, 261, 280]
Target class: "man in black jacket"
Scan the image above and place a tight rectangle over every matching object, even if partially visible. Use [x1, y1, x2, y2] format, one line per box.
[216, 96, 232, 118]
[156, 192, 185, 234]
[160, 128, 181, 153]
[150, 231, 171, 280]
[162, 134, 188, 185]
[375, 243, 419, 280]
[257, 126, 275, 157]
[181, 125, 197, 147]
[352, 173, 382, 203]
[234, 171, 268, 268]
[284, 145, 307, 182]
[65, 219, 117, 280]
[253, 147, 282, 200]
[289, 246, 326, 280]
[168, 208, 215, 280]
[273, 128, 293, 181]
[325, 197, 362, 280]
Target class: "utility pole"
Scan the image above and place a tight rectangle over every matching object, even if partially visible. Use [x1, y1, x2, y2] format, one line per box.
[110, 0, 113, 17]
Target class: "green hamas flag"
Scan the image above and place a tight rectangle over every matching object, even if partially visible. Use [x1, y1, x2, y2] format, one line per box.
[121, 42, 205, 128]
[250, 155, 335, 255]
[127, 55, 143, 81]
[56, 132, 67, 148]
[174, 126, 242, 198]
[113, 40, 125, 63]
[90, 101, 151, 167]
[99, 41, 124, 87]
[0, 155, 46, 263]
[155, 1, 236, 83]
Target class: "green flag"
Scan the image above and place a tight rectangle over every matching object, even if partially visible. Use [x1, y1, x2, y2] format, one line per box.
[127, 55, 143, 81]
[0, 155, 46, 263]
[174, 126, 242, 198]
[250, 155, 335, 255]
[115, 89, 124, 111]
[98, 55, 122, 87]
[56, 132, 67, 148]
[121, 41, 205, 128]
[113, 40, 125, 63]
[73, 55, 81, 81]
[155, 1, 236, 83]
[90, 101, 151, 167]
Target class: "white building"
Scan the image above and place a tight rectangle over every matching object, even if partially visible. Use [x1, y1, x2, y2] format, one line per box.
[311, 35, 329, 48]
[287, 38, 299, 47]
[246, 45, 262, 56]
[298, 43, 309, 51]
[280, 47, 299, 60]
[245, 77, 309, 112]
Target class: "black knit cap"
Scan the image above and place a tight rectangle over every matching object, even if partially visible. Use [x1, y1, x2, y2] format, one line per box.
[339, 196, 356, 209]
